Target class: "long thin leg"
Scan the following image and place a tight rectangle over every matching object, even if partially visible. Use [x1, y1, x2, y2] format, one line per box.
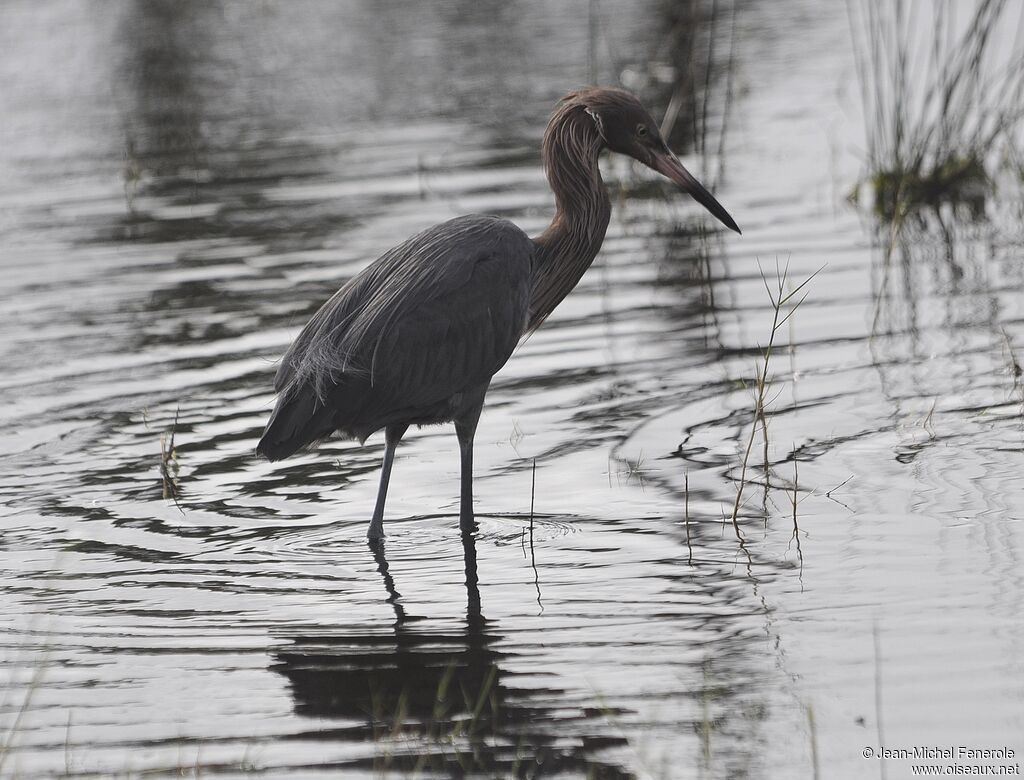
[367, 423, 408, 541]
[454, 402, 484, 534]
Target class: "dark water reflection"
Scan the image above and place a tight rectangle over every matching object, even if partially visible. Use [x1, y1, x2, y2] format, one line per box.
[272, 536, 632, 778]
[2, 0, 1023, 777]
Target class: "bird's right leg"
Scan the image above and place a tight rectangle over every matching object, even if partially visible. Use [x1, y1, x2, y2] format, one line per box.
[367, 423, 408, 541]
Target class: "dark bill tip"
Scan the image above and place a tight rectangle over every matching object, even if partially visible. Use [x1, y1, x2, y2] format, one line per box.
[650, 151, 741, 234]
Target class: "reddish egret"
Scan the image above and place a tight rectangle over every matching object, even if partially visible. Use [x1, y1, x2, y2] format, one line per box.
[257, 87, 740, 540]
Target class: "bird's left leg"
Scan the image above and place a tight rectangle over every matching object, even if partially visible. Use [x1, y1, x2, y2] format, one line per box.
[367, 423, 408, 541]
[454, 401, 485, 534]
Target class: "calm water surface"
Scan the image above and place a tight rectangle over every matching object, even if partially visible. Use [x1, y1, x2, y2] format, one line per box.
[1, 1, 1022, 778]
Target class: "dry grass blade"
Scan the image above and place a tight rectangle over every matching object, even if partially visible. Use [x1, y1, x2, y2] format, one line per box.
[159, 406, 181, 502]
[684, 471, 693, 565]
[0, 658, 48, 775]
[874, 621, 888, 780]
[807, 701, 820, 780]
[730, 261, 818, 532]
[789, 457, 804, 581]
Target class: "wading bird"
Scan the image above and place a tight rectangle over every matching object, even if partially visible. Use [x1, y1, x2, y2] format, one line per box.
[257, 87, 740, 540]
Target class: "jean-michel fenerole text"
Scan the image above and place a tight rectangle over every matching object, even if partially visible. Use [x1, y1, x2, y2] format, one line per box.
[875, 747, 1016, 761]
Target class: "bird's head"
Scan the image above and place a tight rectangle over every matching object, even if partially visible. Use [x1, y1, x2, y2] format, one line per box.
[568, 87, 740, 234]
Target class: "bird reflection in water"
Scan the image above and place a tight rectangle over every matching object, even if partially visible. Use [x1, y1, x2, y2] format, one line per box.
[270, 533, 631, 778]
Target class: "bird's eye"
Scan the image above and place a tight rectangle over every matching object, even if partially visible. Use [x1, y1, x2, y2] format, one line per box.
[636, 124, 648, 138]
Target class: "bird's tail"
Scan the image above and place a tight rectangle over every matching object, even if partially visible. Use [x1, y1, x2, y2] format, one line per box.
[256, 384, 336, 462]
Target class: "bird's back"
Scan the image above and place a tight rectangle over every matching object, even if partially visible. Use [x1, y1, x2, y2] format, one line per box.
[257, 214, 534, 460]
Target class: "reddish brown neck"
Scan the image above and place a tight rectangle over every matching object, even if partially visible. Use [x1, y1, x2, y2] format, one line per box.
[528, 104, 611, 331]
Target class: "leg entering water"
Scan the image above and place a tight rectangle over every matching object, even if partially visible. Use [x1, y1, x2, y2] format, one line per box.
[454, 402, 484, 534]
[461, 529, 482, 625]
[366, 423, 408, 540]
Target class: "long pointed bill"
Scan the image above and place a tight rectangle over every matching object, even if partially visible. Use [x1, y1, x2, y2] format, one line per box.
[650, 151, 741, 234]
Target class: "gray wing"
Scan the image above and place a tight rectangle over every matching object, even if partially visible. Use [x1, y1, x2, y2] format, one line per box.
[258, 215, 533, 458]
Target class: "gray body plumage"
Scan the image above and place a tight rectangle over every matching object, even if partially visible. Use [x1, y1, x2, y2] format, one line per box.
[257, 215, 533, 459]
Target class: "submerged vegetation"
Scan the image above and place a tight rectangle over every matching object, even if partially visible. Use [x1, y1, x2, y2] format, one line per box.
[847, 0, 1024, 220]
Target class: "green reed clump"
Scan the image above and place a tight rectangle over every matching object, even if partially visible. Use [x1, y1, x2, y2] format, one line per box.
[869, 156, 987, 218]
[848, 0, 1024, 220]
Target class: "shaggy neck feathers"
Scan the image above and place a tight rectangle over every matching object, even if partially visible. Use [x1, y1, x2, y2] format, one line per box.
[528, 101, 611, 330]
